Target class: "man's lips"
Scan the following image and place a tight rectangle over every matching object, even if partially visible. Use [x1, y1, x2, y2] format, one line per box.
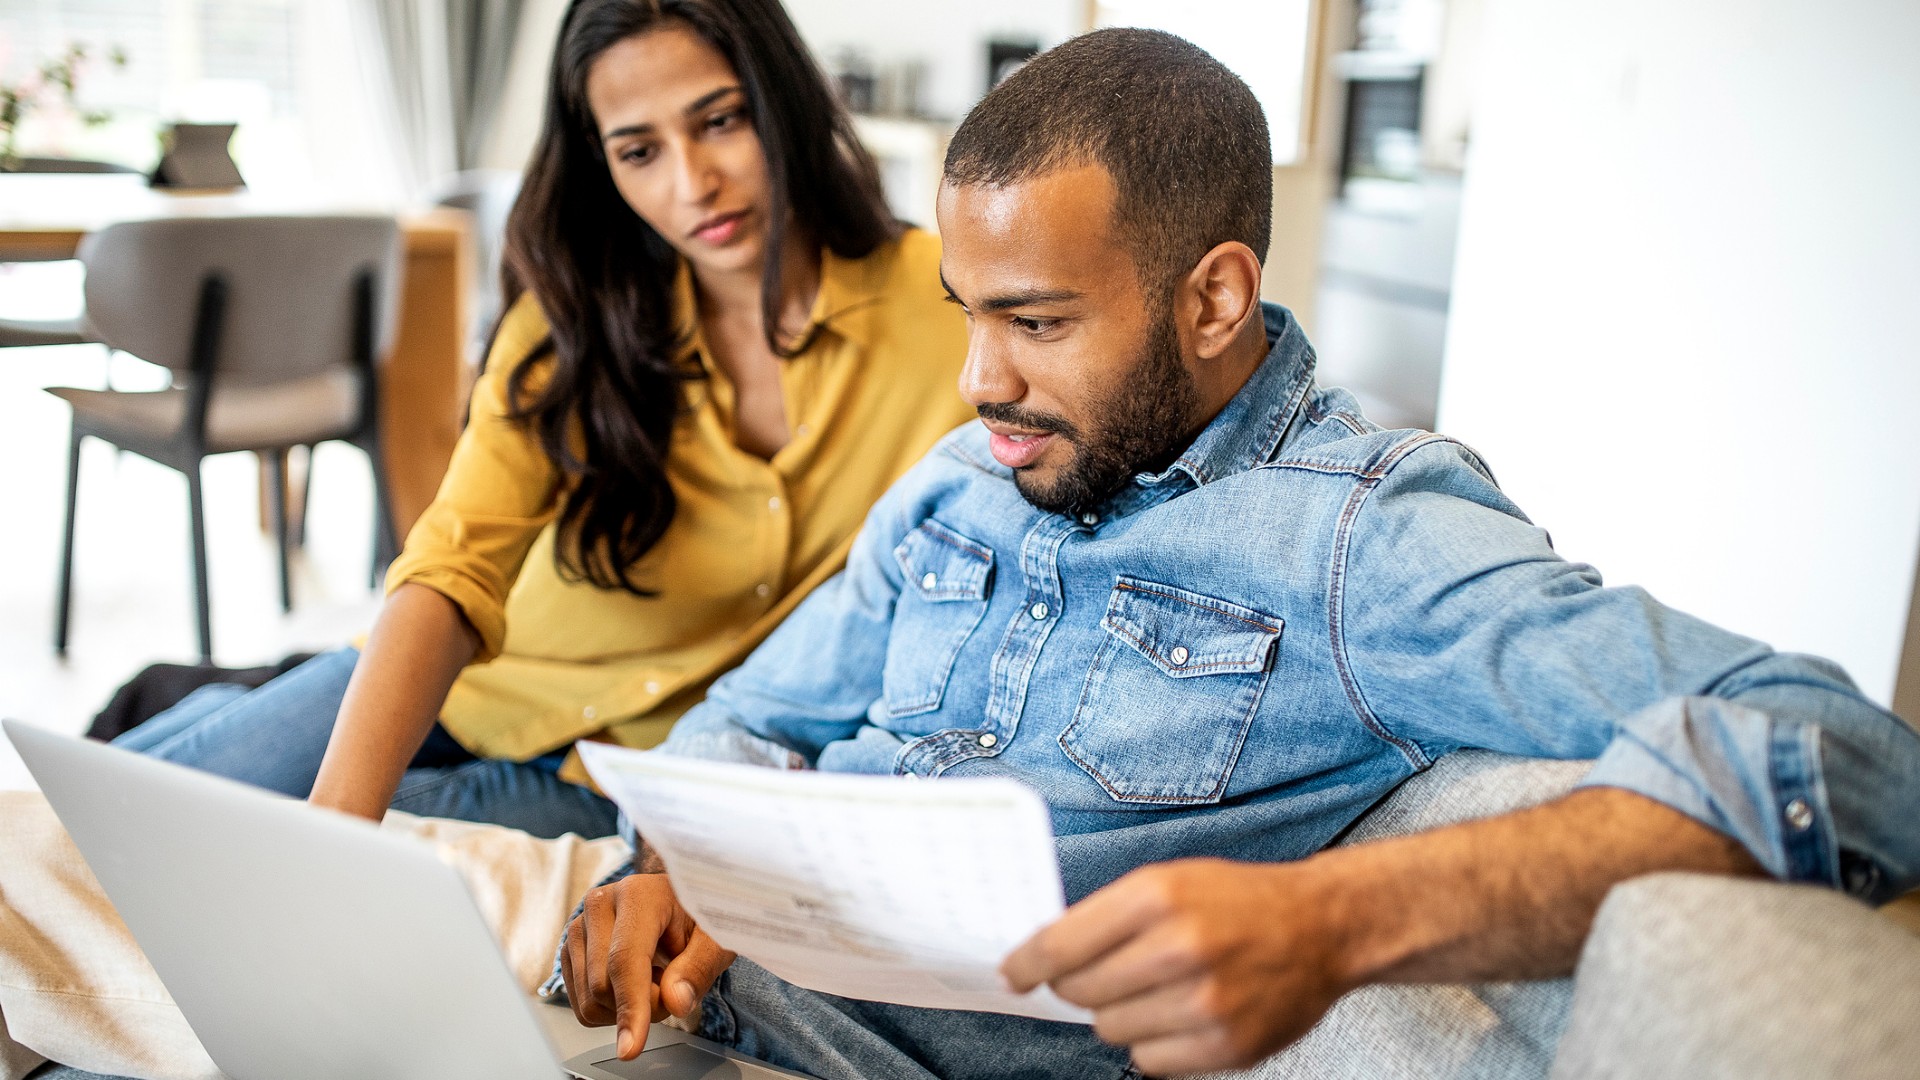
[690, 210, 748, 244]
[982, 421, 1059, 469]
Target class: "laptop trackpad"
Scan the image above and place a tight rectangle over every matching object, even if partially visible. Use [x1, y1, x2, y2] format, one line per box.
[592, 1042, 750, 1077]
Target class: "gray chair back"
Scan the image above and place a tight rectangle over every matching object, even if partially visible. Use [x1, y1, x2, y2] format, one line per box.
[77, 215, 402, 387]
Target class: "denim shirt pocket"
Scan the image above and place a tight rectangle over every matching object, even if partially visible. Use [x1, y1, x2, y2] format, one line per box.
[884, 520, 995, 718]
[1061, 577, 1282, 804]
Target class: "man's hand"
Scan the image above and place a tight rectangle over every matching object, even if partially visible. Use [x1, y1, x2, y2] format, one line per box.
[1002, 858, 1349, 1075]
[1003, 788, 1762, 1077]
[560, 873, 736, 1060]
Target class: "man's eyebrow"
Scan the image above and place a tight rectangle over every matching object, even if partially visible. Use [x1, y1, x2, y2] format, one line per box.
[973, 287, 1081, 313]
[602, 86, 742, 142]
[936, 272, 1080, 312]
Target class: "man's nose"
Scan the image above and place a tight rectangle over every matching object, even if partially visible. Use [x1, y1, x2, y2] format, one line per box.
[959, 334, 1023, 409]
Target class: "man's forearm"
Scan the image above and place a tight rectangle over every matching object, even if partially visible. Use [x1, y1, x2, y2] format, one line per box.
[1322, 786, 1763, 987]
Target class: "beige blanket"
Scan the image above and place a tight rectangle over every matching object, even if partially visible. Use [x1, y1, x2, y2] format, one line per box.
[0, 790, 628, 1080]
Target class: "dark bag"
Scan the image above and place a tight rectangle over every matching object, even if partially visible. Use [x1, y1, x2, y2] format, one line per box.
[87, 653, 316, 742]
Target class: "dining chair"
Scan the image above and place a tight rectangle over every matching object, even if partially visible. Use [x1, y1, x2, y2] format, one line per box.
[47, 215, 403, 662]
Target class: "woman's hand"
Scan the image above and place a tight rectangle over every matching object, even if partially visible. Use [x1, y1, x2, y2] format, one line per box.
[561, 873, 737, 1060]
[307, 584, 479, 820]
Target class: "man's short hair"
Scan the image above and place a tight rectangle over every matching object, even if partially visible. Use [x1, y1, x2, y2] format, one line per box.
[944, 28, 1273, 299]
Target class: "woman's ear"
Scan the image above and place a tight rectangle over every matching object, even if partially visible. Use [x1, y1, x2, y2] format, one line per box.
[1178, 241, 1264, 360]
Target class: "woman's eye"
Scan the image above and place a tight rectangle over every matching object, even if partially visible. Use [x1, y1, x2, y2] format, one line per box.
[619, 144, 657, 166]
[707, 108, 747, 132]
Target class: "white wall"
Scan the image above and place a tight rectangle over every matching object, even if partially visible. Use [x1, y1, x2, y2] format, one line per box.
[482, 0, 1084, 171]
[781, 0, 1082, 121]
[1438, 0, 1920, 704]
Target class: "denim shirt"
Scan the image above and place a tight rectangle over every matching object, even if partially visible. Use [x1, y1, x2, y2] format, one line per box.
[663, 303, 1920, 906]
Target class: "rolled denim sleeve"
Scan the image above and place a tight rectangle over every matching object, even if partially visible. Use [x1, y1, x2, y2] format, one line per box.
[1338, 436, 1920, 901]
[660, 461, 922, 768]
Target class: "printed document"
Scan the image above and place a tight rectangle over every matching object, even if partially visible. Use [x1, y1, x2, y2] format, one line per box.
[577, 743, 1093, 1024]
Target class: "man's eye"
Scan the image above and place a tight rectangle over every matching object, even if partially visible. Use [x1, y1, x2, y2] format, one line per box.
[1011, 316, 1058, 335]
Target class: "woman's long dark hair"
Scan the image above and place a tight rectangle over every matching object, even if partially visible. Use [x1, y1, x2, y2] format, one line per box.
[501, 0, 895, 594]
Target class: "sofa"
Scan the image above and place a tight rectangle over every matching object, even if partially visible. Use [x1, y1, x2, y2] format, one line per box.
[1232, 751, 1920, 1080]
[27, 751, 1920, 1079]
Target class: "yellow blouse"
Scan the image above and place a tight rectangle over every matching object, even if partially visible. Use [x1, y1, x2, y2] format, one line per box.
[384, 229, 971, 783]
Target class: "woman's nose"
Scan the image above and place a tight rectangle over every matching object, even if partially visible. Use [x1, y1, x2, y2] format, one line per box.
[674, 142, 720, 204]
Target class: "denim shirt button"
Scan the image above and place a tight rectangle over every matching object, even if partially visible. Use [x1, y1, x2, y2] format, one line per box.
[922, 572, 938, 590]
[1783, 798, 1814, 831]
[1030, 602, 1050, 620]
[977, 732, 998, 749]
[1169, 646, 1190, 666]
[1080, 511, 1099, 526]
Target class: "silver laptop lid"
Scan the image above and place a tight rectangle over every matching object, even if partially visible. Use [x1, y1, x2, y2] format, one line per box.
[6, 720, 565, 1080]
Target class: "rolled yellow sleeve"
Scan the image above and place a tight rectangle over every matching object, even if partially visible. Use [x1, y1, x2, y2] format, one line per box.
[384, 294, 561, 663]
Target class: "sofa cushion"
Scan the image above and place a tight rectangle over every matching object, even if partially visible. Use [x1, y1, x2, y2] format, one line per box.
[1552, 873, 1920, 1080]
[1212, 751, 1591, 1080]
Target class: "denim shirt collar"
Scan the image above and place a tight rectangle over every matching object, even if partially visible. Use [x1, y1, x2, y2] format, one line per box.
[1134, 302, 1314, 494]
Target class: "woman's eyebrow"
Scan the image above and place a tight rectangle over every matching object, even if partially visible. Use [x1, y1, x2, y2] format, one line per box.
[602, 85, 744, 142]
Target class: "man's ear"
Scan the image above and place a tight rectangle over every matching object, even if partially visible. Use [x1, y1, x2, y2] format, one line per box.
[1178, 242, 1264, 360]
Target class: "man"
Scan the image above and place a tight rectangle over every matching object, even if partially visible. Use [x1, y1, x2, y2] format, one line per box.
[560, 27, 1920, 1080]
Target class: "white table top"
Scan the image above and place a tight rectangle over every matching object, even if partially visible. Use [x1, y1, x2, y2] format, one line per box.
[0, 172, 397, 234]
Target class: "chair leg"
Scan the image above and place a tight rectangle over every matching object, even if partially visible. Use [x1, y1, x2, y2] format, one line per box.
[269, 448, 292, 613]
[53, 431, 82, 656]
[364, 439, 398, 590]
[187, 462, 214, 663]
[294, 443, 313, 547]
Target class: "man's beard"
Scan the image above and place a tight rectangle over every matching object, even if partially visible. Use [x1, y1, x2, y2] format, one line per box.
[979, 311, 1200, 517]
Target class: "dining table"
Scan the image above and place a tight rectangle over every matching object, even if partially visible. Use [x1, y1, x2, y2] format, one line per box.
[0, 171, 475, 539]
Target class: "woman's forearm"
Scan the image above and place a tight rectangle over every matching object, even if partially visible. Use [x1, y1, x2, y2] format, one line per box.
[308, 583, 481, 820]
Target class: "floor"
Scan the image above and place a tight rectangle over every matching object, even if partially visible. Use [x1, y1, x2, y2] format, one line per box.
[0, 269, 382, 789]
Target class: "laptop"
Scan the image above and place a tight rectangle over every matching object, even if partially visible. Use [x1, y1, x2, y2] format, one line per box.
[3, 720, 812, 1080]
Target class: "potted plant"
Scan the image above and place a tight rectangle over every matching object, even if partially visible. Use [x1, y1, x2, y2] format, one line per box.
[0, 42, 127, 171]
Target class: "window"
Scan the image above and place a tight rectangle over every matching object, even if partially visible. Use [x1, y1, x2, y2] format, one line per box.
[0, 0, 391, 198]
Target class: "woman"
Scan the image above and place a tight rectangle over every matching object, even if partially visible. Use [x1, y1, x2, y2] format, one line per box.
[111, 0, 973, 839]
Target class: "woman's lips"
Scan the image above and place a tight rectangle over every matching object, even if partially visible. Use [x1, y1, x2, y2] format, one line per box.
[691, 210, 747, 245]
[988, 430, 1057, 469]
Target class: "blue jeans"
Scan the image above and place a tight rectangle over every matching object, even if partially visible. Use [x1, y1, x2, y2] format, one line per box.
[112, 647, 618, 839]
[698, 958, 1141, 1080]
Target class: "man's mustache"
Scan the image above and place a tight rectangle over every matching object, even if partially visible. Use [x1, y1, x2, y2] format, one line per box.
[976, 402, 1080, 440]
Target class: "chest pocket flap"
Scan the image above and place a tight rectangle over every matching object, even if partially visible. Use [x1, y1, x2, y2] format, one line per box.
[893, 520, 992, 602]
[885, 520, 994, 717]
[1102, 578, 1280, 676]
